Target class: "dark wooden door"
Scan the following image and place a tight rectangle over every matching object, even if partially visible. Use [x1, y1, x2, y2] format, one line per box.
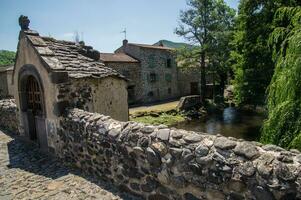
[26, 76, 42, 141]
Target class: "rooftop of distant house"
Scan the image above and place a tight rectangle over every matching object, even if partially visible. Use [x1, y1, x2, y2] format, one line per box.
[99, 53, 139, 63]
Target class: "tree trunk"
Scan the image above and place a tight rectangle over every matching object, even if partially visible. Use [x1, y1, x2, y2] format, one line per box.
[200, 52, 206, 102]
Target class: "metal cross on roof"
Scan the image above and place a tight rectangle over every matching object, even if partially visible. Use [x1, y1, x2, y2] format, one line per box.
[121, 28, 127, 40]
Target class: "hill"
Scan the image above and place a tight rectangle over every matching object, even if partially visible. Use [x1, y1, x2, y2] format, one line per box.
[0, 50, 16, 67]
[153, 40, 193, 49]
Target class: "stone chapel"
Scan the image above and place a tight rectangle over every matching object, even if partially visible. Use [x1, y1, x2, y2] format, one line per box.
[12, 16, 128, 152]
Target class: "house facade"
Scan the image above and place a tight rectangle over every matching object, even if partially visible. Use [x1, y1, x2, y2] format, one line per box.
[100, 40, 200, 104]
[115, 40, 180, 103]
[13, 16, 128, 153]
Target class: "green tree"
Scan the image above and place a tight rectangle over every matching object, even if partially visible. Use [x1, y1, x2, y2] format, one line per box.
[0, 50, 16, 67]
[231, 0, 297, 106]
[175, 0, 235, 101]
[262, 6, 301, 150]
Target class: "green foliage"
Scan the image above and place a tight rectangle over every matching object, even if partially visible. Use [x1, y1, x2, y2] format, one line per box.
[175, 0, 235, 100]
[262, 6, 301, 150]
[230, 0, 298, 106]
[0, 50, 16, 67]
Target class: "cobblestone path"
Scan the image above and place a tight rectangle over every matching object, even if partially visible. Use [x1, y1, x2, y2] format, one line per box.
[0, 130, 141, 200]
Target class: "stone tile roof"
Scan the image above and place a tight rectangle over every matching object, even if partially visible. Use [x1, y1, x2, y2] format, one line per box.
[99, 53, 139, 63]
[23, 30, 125, 80]
[128, 43, 174, 51]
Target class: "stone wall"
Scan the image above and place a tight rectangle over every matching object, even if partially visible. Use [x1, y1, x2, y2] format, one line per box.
[56, 108, 301, 200]
[0, 99, 18, 133]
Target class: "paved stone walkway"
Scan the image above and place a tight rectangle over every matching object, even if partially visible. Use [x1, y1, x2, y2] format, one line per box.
[0, 130, 141, 200]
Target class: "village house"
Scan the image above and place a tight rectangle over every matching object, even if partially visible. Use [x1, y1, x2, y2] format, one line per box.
[99, 40, 201, 104]
[12, 16, 128, 152]
[104, 40, 179, 103]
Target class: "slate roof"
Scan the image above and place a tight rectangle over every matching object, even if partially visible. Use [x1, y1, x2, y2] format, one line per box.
[23, 30, 125, 79]
[99, 53, 139, 63]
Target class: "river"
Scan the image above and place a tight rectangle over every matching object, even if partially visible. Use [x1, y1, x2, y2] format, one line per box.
[173, 107, 266, 141]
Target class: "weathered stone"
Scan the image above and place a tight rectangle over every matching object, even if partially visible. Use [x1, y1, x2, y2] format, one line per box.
[296, 154, 301, 163]
[171, 130, 183, 139]
[195, 145, 209, 157]
[234, 142, 259, 159]
[252, 186, 275, 200]
[262, 144, 285, 152]
[214, 137, 237, 150]
[129, 182, 140, 191]
[157, 129, 170, 141]
[158, 169, 170, 185]
[148, 194, 169, 200]
[108, 128, 119, 138]
[199, 137, 213, 147]
[141, 126, 155, 134]
[146, 147, 161, 167]
[237, 161, 256, 177]
[141, 176, 158, 192]
[184, 134, 203, 143]
[151, 142, 168, 157]
[169, 148, 183, 158]
[171, 176, 186, 188]
[275, 163, 296, 181]
[184, 193, 201, 200]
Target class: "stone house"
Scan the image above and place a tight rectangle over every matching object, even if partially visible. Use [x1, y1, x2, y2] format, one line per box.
[12, 16, 128, 152]
[104, 40, 188, 104]
[99, 53, 141, 104]
[0, 66, 14, 99]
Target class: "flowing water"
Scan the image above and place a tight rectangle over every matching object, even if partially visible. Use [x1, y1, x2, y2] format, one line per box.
[173, 107, 266, 141]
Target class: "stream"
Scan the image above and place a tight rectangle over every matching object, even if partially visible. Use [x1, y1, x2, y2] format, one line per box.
[173, 107, 266, 141]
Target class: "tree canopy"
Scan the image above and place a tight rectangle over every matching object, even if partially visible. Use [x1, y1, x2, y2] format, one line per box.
[175, 0, 235, 100]
[230, 0, 298, 106]
[0, 50, 16, 67]
[261, 6, 301, 150]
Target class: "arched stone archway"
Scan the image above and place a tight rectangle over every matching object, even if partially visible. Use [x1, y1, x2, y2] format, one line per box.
[18, 65, 48, 151]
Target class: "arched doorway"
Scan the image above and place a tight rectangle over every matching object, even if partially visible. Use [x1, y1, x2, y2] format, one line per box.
[18, 65, 48, 152]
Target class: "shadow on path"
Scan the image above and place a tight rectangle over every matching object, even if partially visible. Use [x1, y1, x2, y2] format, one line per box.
[1, 129, 142, 200]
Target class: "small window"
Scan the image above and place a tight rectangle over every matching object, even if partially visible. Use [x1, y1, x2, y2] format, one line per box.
[122, 70, 130, 78]
[149, 73, 157, 82]
[168, 88, 172, 94]
[166, 58, 172, 68]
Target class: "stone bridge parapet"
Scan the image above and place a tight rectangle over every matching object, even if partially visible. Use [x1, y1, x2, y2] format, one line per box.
[56, 108, 301, 200]
[0, 99, 301, 199]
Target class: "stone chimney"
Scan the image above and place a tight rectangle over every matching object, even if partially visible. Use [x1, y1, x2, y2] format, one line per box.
[123, 39, 128, 47]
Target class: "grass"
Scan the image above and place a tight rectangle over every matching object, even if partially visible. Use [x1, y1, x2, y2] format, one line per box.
[130, 112, 186, 126]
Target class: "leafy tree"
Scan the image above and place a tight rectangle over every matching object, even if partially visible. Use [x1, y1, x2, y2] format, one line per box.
[0, 50, 16, 67]
[262, 6, 301, 150]
[230, 0, 297, 106]
[175, 0, 235, 101]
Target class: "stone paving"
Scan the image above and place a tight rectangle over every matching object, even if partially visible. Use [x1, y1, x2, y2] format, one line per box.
[0, 130, 141, 200]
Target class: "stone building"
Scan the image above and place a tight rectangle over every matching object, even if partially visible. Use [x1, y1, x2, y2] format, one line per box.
[99, 53, 141, 104]
[12, 16, 128, 152]
[0, 66, 14, 99]
[115, 40, 180, 103]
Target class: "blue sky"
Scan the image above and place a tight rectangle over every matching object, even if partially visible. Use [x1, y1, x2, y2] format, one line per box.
[0, 0, 239, 53]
